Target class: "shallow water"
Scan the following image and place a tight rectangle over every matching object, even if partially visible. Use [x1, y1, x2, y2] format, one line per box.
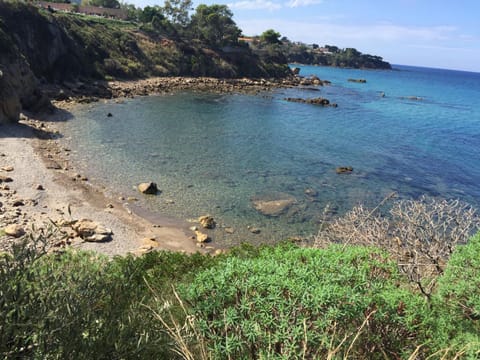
[58, 65, 480, 246]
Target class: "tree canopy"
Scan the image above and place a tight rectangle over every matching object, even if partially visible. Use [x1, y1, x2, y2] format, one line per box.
[189, 4, 241, 48]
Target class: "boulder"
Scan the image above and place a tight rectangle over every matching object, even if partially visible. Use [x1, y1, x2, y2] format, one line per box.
[1, 166, 14, 172]
[348, 78, 367, 83]
[198, 215, 216, 229]
[195, 230, 210, 243]
[252, 194, 296, 217]
[0, 175, 13, 183]
[336, 166, 353, 174]
[138, 182, 158, 195]
[72, 219, 113, 242]
[4, 224, 25, 238]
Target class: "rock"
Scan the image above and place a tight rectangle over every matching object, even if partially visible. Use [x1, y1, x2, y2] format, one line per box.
[336, 166, 353, 174]
[195, 230, 210, 243]
[0, 175, 13, 183]
[138, 182, 158, 195]
[45, 160, 62, 170]
[12, 199, 24, 207]
[291, 67, 300, 75]
[106, 203, 114, 209]
[252, 194, 296, 217]
[249, 227, 261, 234]
[304, 188, 318, 197]
[107, 112, 113, 117]
[189, 226, 198, 232]
[72, 219, 112, 242]
[35, 184, 45, 190]
[198, 215, 216, 229]
[225, 227, 235, 234]
[284, 97, 337, 107]
[348, 78, 367, 83]
[4, 224, 25, 238]
[1, 166, 14, 172]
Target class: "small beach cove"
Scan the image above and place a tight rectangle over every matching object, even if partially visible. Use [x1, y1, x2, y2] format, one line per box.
[3, 65, 480, 254]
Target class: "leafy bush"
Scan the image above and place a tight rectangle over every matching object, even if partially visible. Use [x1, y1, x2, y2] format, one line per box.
[0, 234, 216, 359]
[434, 233, 480, 358]
[183, 243, 429, 359]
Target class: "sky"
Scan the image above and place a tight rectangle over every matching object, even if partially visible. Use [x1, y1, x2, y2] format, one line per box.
[127, 0, 480, 72]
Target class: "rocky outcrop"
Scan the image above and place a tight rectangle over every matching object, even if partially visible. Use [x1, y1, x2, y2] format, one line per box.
[348, 78, 367, 83]
[284, 97, 338, 107]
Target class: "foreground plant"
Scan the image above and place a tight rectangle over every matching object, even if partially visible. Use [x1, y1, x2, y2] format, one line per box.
[182, 243, 429, 359]
[314, 195, 480, 298]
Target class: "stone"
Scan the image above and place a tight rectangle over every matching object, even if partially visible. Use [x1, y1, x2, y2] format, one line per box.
[138, 182, 158, 195]
[4, 224, 25, 238]
[348, 78, 367, 83]
[72, 219, 112, 242]
[12, 199, 24, 207]
[252, 195, 296, 217]
[336, 166, 353, 174]
[1, 166, 14, 172]
[107, 112, 113, 117]
[0, 175, 13, 183]
[304, 188, 318, 197]
[225, 227, 235, 234]
[198, 215, 216, 229]
[195, 230, 210, 243]
[249, 227, 261, 234]
[36, 184, 45, 190]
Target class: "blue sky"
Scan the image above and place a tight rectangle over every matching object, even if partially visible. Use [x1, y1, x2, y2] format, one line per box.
[127, 0, 480, 72]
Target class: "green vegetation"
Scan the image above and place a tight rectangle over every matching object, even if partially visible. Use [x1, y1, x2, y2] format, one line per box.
[2, 221, 480, 358]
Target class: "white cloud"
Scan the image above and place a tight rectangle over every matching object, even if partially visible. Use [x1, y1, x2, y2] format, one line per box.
[286, 0, 323, 8]
[228, 0, 282, 11]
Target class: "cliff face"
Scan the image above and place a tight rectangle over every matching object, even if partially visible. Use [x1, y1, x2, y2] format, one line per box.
[0, 2, 290, 124]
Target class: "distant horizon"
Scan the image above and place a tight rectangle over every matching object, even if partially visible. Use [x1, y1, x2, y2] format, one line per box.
[127, 0, 480, 74]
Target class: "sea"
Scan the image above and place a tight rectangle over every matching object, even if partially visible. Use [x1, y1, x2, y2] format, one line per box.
[57, 64, 480, 247]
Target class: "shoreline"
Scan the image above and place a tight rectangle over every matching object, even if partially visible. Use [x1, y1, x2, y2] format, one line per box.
[0, 110, 210, 257]
[1, 74, 320, 256]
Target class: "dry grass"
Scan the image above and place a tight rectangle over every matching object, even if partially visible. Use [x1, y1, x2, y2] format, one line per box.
[314, 194, 480, 298]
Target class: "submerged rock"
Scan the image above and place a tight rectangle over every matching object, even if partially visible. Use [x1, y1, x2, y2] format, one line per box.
[348, 78, 367, 83]
[284, 97, 337, 107]
[336, 166, 353, 174]
[252, 194, 297, 217]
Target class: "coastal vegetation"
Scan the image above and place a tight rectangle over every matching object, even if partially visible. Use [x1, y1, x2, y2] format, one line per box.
[1, 197, 479, 358]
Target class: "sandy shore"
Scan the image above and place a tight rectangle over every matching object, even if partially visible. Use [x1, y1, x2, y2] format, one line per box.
[0, 112, 205, 257]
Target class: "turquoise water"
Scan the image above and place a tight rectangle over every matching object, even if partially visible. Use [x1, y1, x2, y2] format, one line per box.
[59, 65, 480, 246]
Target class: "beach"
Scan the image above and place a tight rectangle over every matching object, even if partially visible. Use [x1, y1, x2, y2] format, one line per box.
[0, 111, 205, 256]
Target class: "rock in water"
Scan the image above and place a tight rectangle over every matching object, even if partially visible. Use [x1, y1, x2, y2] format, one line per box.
[252, 194, 296, 217]
[198, 215, 216, 229]
[336, 166, 353, 174]
[138, 182, 158, 195]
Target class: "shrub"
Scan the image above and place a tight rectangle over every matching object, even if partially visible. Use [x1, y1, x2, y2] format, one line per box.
[314, 196, 480, 297]
[183, 243, 429, 359]
[434, 233, 480, 358]
[0, 233, 217, 359]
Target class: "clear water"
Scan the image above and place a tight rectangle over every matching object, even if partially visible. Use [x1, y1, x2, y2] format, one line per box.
[58, 65, 480, 246]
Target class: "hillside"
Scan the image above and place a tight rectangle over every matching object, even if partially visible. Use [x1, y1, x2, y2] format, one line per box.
[0, 2, 290, 124]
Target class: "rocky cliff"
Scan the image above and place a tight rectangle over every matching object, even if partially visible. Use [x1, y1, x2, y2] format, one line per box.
[0, 2, 290, 124]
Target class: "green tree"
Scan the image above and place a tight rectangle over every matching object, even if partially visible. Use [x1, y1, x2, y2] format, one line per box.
[260, 28, 281, 44]
[189, 4, 241, 48]
[162, 0, 192, 26]
[88, 0, 120, 9]
[139, 5, 164, 24]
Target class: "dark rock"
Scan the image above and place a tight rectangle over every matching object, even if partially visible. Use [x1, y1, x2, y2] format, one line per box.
[348, 78, 367, 83]
[284, 97, 337, 107]
[138, 182, 158, 195]
[336, 166, 353, 174]
[107, 112, 113, 117]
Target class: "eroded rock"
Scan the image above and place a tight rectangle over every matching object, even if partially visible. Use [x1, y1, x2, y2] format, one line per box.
[4, 224, 25, 238]
[252, 194, 297, 217]
[198, 215, 216, 229]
